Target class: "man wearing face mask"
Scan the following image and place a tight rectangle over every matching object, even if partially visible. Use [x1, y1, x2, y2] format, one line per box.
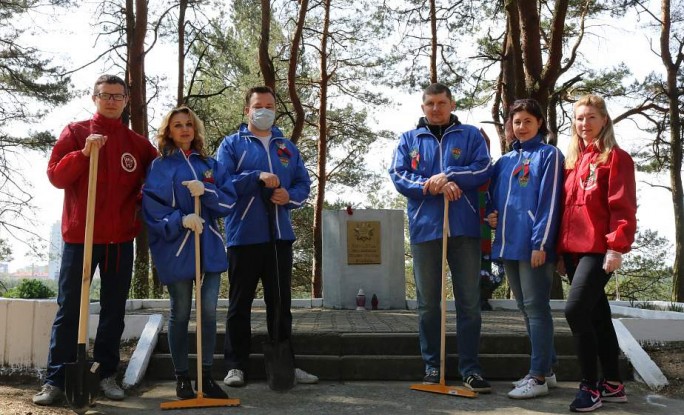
[215, 86, 316, 387]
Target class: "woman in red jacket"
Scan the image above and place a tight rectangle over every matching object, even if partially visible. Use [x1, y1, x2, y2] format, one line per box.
[557, 94, 637, 412]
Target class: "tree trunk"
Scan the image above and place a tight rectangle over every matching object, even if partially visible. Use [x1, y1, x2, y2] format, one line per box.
[177, 0, 187, 106]
[259, 0, 276, 90]
[659, 0, 684, 301]
[287, 0, 308, 145]
[126, 0, 150, 299]
[312, 0, 331, 299]
[500, 0, 572, 299]
[429, 0, 437, 84]
[499, 0, 570, 143]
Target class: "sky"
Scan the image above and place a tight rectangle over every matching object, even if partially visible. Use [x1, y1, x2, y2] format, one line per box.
[3, 1, 677, 271]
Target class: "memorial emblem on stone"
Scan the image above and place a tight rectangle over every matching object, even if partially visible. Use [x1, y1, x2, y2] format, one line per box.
[346, 221, 381, 264]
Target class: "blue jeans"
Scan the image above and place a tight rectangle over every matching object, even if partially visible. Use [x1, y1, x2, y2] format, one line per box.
[411, 236, 482, 378]
[46, 242, 133, 388]
[503, 260, 556, 377]
[167, 272, 221, 374]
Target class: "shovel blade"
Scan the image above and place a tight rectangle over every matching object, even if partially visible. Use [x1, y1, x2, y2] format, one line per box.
[262, 339, 295, 391]
[64, 345, 100, 410]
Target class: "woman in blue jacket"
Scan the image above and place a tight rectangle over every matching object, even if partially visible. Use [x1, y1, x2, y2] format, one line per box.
[143, 107, 236, 400]
[487, 99, 564, 399]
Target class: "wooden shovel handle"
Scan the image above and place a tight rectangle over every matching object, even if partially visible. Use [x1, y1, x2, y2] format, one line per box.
[193, 196, 204, 396]
[439, 195, 448, 386]
[77, 146, 99, 345]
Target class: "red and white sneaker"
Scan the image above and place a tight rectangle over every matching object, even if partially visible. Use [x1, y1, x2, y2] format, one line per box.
[599, 380, 627, 403]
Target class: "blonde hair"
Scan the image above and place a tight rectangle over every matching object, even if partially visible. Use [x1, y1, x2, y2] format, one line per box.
[565, 94, 618, 169]
[155, 106, 207, 158]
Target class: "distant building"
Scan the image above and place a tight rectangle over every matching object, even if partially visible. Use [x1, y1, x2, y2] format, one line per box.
[48, 221, 63, 280]
[0, 262, 8, 274]
[11, 265, 49, 280]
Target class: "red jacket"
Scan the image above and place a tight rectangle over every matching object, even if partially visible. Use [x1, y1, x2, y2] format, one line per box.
[47, 113, 158, 244]
[557, 141, 637, 254]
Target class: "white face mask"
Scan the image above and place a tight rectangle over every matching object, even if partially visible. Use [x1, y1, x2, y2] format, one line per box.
[250, 108, 275, 131]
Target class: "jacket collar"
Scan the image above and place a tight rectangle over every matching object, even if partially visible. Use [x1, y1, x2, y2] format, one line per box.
[415, 114, 462, 139]
[167, 147, 199, 160]
[92, 112, 125, 131]
[512, 134, 544, 151]
[238, 123, 285, 140]
[416, 113, 461, 130]
[578, 138, 602, 154]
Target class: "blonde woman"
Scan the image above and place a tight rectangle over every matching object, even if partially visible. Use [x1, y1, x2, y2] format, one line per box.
[143, 107, 236, 400]
[557, 95, 637, 412]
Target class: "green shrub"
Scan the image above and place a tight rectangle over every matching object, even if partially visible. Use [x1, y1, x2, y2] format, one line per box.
[2, 278, 56, 299]
[669, 302, 684, 313]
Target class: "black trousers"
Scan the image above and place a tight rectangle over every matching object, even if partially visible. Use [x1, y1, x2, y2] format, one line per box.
[564, 253, 621, 384]
[223, 241, 293, 374]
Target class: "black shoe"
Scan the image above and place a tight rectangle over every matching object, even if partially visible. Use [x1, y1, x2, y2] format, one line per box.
[176, 375, 195, 400]
[198, 377, 229, 399]
[423, 368, 439, 384]
[463, 374, 492, 393]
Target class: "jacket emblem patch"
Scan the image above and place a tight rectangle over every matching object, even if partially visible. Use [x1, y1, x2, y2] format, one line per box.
[451, 147, 461, 160]
[203, 169, 215, 184]
[513, 158, 531, 187]
[276, 141, 292, 167]
[583, 163, 597, 187]
[410, 149, 420, 169]
[121, 153, 137, 172]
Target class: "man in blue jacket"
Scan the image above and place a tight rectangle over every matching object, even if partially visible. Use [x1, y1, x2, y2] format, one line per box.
[389, 83, 493, 392]
[216, 86, 317, 387]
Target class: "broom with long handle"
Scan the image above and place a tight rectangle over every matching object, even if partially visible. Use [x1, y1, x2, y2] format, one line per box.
[160, 196, 240, 410]
[410, 195, 477, 398]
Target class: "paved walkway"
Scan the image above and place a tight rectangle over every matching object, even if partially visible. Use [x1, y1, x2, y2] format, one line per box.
[26, 307, 684, 414]
[82, 380, 684, 415]
[136, 307, 573, 336]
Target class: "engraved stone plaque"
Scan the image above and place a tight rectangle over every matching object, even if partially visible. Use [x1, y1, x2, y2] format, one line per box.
[323, 209, 405, 309]
[347, 221, 381, 264]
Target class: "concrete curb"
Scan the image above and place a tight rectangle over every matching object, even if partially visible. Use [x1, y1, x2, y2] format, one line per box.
[122, 314, 163, 390]
[613, 318, 669, 391]
[611, 305, 684, 320]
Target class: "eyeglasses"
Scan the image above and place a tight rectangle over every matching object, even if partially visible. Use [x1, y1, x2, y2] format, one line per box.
[95, 93, 127, 101]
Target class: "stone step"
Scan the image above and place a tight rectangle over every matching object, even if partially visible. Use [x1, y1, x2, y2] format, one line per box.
[146, 353, 630, 381]
[141, 308, 630, 382]
[146, 331, 630, 381]
[154, 332, 578, 355]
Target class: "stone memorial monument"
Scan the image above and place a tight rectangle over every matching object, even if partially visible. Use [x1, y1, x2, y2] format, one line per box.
[322, 209, 406, 309]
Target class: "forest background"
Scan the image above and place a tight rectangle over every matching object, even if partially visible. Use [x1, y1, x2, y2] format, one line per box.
[0, 0, 682, 303]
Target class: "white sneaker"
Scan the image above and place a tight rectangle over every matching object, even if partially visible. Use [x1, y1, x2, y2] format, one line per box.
[295, 368, 319, 384]
[512, 373, 557, 389]
[32, 383, 63, 406]
[512, 374, 532, 387]
[546, 373, 558, 388]
[508, 377, 549, 399]
[100, 376, 125, 400]
[223, 369, 245, 387]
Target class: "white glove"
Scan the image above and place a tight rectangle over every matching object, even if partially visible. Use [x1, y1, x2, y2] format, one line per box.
[182, 214, 204, 234]
[182, 180, 205, 197]
[603, 249, 622, 273]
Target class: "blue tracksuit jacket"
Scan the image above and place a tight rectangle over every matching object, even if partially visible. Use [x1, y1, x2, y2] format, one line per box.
[215, 124, 311, 246]
[143, 150, 237, 284]
[488, 135, 564, 262]
[389, 118, 493, 244]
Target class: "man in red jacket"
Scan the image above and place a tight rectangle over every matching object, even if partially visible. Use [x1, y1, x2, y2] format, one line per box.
[33, 75, 158, 406]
